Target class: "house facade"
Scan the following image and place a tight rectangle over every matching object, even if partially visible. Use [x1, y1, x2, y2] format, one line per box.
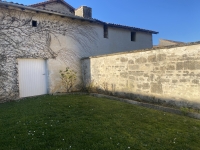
[0, 0, 158, 101]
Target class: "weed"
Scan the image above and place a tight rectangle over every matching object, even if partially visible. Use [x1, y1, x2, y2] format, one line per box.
[85, 81, 97, 93]
[180, 107, 189, 115]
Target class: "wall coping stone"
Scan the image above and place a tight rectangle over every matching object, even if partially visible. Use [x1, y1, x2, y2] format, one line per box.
[81, 40, 200, 60]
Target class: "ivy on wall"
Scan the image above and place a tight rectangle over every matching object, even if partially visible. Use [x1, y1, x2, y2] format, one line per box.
[0, 7, 97, 102]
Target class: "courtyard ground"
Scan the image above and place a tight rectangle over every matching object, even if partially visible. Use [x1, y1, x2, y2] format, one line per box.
[0, 94, 200, 149]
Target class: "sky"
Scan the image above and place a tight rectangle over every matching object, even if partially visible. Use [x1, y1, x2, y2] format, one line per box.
[6, 0, 200, 45]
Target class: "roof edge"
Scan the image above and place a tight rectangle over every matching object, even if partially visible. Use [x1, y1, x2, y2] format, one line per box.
[0, 1, 93, 22]
[30, 0, 75, 11]
[159, 39, 184, 43]
[94, 19, 158, 34]
[81, 40, 200, 60]
[0, 1, 158, 34]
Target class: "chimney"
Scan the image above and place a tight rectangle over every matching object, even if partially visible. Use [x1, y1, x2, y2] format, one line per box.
[75, 6, 92, 18]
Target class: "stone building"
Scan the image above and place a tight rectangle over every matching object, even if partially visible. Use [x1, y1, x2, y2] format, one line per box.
[157, 39, 184, 47]
[0, 0, 158, 101]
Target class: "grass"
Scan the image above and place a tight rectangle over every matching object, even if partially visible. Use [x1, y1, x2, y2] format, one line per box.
[0, 95, 200, 150]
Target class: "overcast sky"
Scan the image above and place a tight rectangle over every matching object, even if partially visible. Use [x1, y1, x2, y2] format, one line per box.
[6, 0, 200, 45]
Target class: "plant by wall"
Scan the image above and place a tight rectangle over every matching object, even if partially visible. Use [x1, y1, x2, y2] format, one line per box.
[60, 68, 77, 92]
[85, 80, 97, 93]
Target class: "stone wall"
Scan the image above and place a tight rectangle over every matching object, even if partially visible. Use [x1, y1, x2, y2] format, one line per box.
[82, 42, 200, 109]
[0, 5, 154, 102]
[34, 2, 74, 15]
[0, 7, 95, 102]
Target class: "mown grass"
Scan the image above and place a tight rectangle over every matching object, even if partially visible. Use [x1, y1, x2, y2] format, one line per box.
[0, 95, 200, 150]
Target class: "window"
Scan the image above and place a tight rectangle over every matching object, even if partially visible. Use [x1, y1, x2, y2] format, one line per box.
[32, 20, 37, 27]
[104, 25, 108, 38]
[131, 32, 136, 41]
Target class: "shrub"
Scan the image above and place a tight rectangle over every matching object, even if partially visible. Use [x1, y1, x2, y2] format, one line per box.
[85, 81, 97, 93]
[60, 67, 76, 92]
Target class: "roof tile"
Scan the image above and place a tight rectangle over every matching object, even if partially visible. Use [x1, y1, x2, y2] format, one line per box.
[0, 1, 158, 34]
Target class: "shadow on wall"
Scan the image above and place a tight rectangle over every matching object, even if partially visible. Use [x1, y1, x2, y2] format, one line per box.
[81, 58, 92, 88]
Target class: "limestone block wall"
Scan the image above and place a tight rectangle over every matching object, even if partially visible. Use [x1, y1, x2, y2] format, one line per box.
[82, 42, 200, 108]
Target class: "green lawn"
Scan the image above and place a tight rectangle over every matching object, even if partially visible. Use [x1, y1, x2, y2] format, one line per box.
[0, 95, 200, 150]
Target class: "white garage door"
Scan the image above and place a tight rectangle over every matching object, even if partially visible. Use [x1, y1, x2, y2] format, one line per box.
[18, 59, 48, 98]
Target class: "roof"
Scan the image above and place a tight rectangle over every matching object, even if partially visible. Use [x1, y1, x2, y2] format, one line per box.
[30, 0, 75, 11]
[159, 39, 184, 44]
[0, 1, 158, 34]
[82, 40, 200, 60]
[94, 19, 158, 34]
[154, 39, 185, 47]
[0, 1, 91, 21]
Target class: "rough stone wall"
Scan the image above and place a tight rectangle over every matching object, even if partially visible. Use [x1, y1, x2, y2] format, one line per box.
[35, 2, 74, 15]
[0, 7, 96, 102]
[82, 43, 200, 108]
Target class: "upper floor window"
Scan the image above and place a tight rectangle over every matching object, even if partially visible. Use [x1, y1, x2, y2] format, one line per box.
[131, 32, 136, 41]
[104, 25, 108, 38]
[32, 20, 37, 27]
